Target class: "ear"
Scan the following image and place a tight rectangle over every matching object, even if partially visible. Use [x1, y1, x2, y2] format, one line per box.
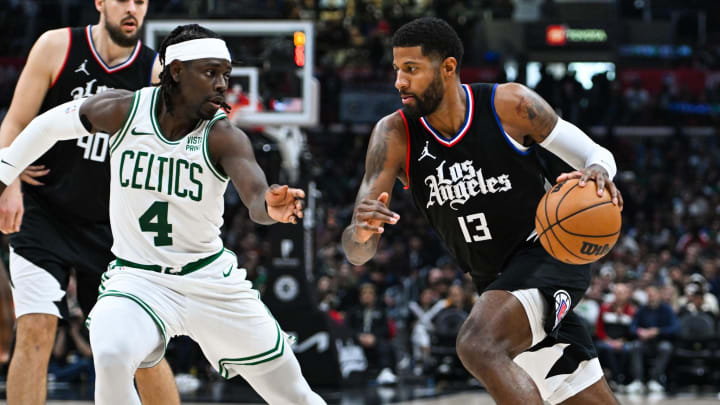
[95, 0, 103, 13]
[169, 60, 184, 84]
[442, 57, 458, 77]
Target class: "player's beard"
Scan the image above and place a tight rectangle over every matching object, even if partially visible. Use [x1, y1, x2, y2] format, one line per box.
[104, 17, 141, 48]
[401, 70, 444, 119]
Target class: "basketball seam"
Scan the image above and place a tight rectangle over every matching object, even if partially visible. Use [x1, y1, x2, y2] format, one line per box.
[541, 186, 560, 260]
[555, 200, 620, 237]
[543, 183, 589, 263]
[538, 191, 620, 239]
[536, 215, 557, 258]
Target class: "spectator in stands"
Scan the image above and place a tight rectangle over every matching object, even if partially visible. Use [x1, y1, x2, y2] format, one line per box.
[677, 275, 720, 316]
[624, 79, 650, 124]
[427, 267, 450, 299]
[627, 285, 679, 394]
[700, 257, 720, 299]
[595, 283, 637, 388]
[345, 283, 397, 384]
[408, 288, 444, 375]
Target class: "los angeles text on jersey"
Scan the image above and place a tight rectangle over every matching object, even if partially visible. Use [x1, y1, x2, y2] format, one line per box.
[118, 150, 203, 201]
[425, 159, 512, 210]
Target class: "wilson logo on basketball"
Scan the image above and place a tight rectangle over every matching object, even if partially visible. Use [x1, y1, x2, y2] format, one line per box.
[425, 160, 511, 210]
[579, 241, 611, 256]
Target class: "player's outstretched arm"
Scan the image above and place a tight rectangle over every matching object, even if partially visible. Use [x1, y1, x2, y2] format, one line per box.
[209, 120, 304, 225]
[0, 90, 134, 195]
[342, 113, 406, 266]
[494, 83, 622, 209]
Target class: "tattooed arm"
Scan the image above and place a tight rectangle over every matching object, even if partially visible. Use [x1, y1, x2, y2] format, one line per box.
[493, 83, 558, 146]
[342, 112, 407, 265]
[494, 82, 623, 207]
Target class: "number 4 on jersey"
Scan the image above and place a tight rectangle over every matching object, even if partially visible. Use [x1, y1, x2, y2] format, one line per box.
[458, 213, 492, 243]
[139, 201, 173, 246]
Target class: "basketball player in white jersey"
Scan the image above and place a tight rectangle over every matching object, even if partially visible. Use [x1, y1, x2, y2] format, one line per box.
[0, 1, 179, 403]
[0, 24, 326, 405]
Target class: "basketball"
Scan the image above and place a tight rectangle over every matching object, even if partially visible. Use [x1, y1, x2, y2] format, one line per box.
[534, 179, 622, 265]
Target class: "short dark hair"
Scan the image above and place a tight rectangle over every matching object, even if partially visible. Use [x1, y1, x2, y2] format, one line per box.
[392, 17, 463, 70]
[156, 24, 230, 113]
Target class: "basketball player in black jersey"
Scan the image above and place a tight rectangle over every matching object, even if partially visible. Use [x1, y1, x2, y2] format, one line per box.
[0, 1, 178, 404]
[343, 18, 623, 404]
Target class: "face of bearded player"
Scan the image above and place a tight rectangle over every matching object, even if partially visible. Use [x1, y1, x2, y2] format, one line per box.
[393, 45, 447, 120]
[97, 0, 149, 47]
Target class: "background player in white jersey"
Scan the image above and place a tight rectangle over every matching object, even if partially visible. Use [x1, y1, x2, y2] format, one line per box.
[0, 1, 179, 403]
[0, 24, 326, 405]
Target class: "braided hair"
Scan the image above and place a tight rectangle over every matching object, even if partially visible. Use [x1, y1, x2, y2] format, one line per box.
[156, 24, 232, 113]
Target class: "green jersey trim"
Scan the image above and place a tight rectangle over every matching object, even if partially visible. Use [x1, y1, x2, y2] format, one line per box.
[223, 248, 237, 260]
[202, 112, 230, 182]
[109, 90, 140, 154]
[150, 88, 181, 145]
[217, 322, 285, 378]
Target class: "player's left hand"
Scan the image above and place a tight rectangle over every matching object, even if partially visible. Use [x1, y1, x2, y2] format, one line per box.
[556, 164, 623, 211]
[265, 184, 305, 224]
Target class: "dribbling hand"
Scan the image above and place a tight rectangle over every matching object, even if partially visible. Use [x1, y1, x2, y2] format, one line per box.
[265, 184, 305, 224]
[556, 164, 623, 210]
[352, 192, 400, 243]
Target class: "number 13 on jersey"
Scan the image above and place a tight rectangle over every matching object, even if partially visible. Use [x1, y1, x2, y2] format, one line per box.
[458, 213, 492, 243]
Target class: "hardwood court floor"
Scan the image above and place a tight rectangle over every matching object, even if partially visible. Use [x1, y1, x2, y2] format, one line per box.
[3, 392, 720, 404]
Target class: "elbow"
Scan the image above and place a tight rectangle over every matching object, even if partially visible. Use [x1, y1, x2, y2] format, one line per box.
[345, 253, 369, 266]
[341, 239, 371, 266]
[249, 210, 274, 226]
[248, 209, 261, 224]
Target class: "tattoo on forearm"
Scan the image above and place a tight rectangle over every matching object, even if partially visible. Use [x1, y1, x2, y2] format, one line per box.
[366, 136, 387, 181]
[516, 92, 557, 141]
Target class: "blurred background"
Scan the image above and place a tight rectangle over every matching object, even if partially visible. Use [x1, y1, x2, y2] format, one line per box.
[2, 0, 720, 403]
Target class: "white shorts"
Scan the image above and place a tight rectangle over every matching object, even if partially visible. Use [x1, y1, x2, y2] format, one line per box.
[9, 247, 65, 318]
[89, 249, 295, 377]
[511, 288, 603, 404]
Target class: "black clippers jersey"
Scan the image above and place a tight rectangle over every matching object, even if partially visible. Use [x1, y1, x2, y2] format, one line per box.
[26, 25, 156, 223]
[403, 83, 549, 282]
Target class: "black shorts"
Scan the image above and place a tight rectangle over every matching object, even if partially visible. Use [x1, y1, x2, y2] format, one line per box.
[474, 244, 596, 360]
[9, 192, 113, 318]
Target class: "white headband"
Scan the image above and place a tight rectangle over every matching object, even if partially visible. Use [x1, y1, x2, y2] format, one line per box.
[164, 38, 231, 65]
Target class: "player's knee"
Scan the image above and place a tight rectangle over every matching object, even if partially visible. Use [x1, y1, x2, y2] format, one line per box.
[456, 323, 497, 366]
[15, 314, 57, 350]
[92, 343, 134, 375]
[455, 325, 490, 366]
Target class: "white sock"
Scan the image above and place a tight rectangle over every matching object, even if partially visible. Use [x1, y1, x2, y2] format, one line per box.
[89, 296, 164, 405]
[243, 353, 326, 405]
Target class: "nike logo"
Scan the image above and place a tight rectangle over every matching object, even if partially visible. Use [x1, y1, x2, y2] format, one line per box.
[222, 265, 234, 278]
[0, 159, 15, 168]
[130, 128, 154, 136]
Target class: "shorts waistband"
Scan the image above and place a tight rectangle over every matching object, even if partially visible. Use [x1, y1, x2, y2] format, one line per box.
[114, 249, 224, 276]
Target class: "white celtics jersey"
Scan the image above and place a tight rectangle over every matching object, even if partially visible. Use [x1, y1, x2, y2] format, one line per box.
[108, 86, 229, 268]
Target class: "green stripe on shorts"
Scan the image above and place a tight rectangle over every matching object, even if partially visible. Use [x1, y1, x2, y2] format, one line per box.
[217, 322, 285, 378]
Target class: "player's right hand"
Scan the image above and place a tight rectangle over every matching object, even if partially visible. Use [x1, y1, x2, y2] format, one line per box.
[0, 180, 23, 234]
[20, 164, 50, 186]
[352, 192, 400, 243]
